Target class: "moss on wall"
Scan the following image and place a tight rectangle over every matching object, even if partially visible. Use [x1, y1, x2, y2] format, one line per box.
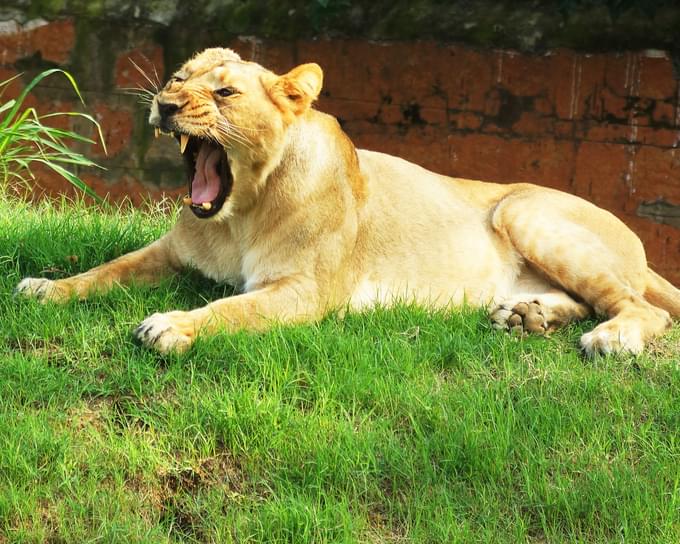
[3, 0, 680, 53]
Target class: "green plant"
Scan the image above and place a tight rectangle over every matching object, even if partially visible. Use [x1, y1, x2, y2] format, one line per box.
[0, 68, 106, 201]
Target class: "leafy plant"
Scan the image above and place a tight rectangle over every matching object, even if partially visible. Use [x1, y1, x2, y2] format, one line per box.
[0, 68, 106, 201]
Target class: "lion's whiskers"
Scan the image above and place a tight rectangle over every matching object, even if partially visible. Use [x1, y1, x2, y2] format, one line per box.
[120, 86, 155, 106]
[216, 129, 254, 152]
[214, 120, 255, 151]
[129, 57, 160, 94]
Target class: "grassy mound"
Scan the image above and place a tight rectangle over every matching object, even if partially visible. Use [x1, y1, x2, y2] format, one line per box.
[1, 196, 678, 543]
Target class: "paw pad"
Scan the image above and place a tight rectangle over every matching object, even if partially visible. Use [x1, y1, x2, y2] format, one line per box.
[491, 300, 548, 335]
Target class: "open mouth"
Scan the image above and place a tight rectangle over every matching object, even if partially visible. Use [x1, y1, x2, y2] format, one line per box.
[157, 130, 233, 219]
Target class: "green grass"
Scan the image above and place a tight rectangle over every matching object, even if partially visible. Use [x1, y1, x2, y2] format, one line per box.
[1, 195, 679, 543]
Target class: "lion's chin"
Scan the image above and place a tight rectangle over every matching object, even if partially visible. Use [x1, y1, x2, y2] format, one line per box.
[176, 133, 233, 219]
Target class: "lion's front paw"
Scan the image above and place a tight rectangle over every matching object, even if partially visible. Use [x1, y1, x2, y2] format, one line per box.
[15, 277, 67, 302]
[133, 311, 195, 354]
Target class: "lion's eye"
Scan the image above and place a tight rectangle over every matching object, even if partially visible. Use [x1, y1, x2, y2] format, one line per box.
[215, 87, 238, 98]
[165, 76, 184, 89]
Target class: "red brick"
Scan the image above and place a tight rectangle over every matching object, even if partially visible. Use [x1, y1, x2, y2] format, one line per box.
[354, 125, 450, 175]
[490, 50, 582, 122]
[572, 141, 631, 210]
[418, 106, 447, 125]
[0, 67, 22, 99]
[574, 53, 652, 124]
[631, 145, 680, 202]
[651, 99, 676, 126]
[579, 119, 677, 147]
[553, 50, 581, 119]
[341, 119, 383, 137]
[377, 104, 403, 125]
[498, 50, 560, 104]
[229, 37, 295, 74]
[296, 39, 377, 103]
[635, 126, 680, 147]
[298, 39, 447, 109]
[638, 53, 676, 101]
[480, 93, 554, 137]
[617, 213, 679, 284]
[599, 87, 630, 122]
[0, 19, 75, 66]
[447, 133, 575, 189]
[610, 52, 644, 97]
[592, 52, 675, 127]
[441, 45, 495, 111]
[32, 19, 75, 64]
[320, 94, 446, 127]
[369, 41, 448, 109]
[573, 54, 607, 120]
[115, 44, 165, 91]
[582, 122, 633, 144]
[533, 95, 554, 116]
[581, 55, 677, 127]
[482, 87, 502, 119]
[317, 97, 378, 123]
[554, 120, 574, 139]
[0, 65, 18, 81]
[450, 112, 482, 131]
[0, 22, 23, 64]
[509, 112, 555, 137]
[90, 103, 134, 158]
[447, 133, 506, 181]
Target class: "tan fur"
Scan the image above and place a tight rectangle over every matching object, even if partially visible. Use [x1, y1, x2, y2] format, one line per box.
[16, 48, 680, 356]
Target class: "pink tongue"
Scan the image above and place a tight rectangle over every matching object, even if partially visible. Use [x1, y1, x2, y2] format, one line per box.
[191, 142, 222, 204]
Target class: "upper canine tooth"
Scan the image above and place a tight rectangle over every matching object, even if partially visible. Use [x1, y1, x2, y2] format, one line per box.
[154, 127, 160, 138]
[180, 134, 189, 154]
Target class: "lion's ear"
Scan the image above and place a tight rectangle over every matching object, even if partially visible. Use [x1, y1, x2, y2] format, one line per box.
[264, 63, 323, 117]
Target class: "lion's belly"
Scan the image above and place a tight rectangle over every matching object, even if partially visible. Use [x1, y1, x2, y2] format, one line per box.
[348, 224, 518, 311]
[350, 149, 522, 311]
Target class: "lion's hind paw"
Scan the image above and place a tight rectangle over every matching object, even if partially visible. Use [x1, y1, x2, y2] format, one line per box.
[491, 300, 548, 335]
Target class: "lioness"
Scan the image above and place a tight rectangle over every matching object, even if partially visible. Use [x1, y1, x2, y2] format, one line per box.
[16, 48, 680, 356]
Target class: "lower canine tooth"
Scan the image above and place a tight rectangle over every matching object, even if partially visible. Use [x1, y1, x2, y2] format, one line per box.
[182, 196, 192, 205]
[201, 202, 212, 210]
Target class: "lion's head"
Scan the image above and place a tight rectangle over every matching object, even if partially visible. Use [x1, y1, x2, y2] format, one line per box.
[149, 48, 323, 219]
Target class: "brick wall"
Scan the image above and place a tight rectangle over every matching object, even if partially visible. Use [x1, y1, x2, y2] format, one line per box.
[1, 18, 679, 285]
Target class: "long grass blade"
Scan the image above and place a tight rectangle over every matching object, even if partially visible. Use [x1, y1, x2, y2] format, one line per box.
[31, 158, 103, 203]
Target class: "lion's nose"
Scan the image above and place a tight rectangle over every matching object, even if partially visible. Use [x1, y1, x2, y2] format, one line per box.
[157, 101, 182, 122]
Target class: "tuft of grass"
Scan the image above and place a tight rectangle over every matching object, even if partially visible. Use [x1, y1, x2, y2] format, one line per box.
[0, 69, 105, 201]
[0, 194, 678, 543]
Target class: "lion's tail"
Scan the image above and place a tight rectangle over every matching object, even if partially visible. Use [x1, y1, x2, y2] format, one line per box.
[644, 268, 680, 318]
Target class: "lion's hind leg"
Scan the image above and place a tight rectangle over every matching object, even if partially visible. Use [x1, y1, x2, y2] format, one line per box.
[491, 289, 592, 335]
[491, 189, 672, 356]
